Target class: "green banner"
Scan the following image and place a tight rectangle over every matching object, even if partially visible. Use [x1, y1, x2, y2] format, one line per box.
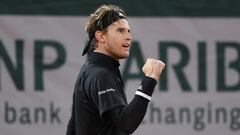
[1, 0, 240, 17]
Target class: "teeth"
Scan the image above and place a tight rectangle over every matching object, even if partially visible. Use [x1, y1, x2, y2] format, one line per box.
[123, 44, 129, 47]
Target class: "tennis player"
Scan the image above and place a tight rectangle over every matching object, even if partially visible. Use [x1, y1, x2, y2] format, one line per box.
[66, 4, 165, 135]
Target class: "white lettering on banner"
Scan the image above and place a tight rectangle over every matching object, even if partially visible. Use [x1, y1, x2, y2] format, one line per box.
[0, 16, 239, 135]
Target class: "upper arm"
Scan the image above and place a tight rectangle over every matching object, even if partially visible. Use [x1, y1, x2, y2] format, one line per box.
[86, 68, 126, 116]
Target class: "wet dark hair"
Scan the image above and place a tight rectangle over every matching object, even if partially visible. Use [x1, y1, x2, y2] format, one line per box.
[82, 5, 127, 56]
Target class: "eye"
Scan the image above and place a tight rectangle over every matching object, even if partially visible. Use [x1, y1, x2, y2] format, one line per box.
[117, 28, 124, 33]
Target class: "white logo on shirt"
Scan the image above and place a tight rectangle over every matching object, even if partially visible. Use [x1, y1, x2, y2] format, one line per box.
[98, 88, 116, 95]
[138, 85, 142, 90]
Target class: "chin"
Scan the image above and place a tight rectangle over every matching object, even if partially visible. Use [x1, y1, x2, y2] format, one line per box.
[119, 54, 129, 59]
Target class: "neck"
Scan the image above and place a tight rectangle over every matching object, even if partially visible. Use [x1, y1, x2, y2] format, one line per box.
[93, 50, 119, 61]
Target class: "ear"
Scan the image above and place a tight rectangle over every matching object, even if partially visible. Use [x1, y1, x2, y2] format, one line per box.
[95, 30, 105, 43]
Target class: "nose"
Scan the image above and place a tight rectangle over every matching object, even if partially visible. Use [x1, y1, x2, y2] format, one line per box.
[126, 32, 132, 41]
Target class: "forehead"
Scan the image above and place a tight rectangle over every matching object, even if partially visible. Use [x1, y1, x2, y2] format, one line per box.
[108, 19, 130, 29]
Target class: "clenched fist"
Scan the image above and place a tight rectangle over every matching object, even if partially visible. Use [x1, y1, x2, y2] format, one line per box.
[142, 58, 165, 81]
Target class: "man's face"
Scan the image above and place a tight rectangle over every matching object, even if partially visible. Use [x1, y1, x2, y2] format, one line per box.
[101, 19, 132, 60]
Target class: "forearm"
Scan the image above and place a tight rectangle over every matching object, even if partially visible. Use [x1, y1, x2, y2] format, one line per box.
[105, 76, 157, 134]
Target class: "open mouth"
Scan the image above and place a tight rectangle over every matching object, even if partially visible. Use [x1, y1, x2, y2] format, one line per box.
[122, 43, 130, 48]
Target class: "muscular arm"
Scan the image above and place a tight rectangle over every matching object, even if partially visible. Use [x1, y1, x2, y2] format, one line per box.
[104, 76, 157, 134]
